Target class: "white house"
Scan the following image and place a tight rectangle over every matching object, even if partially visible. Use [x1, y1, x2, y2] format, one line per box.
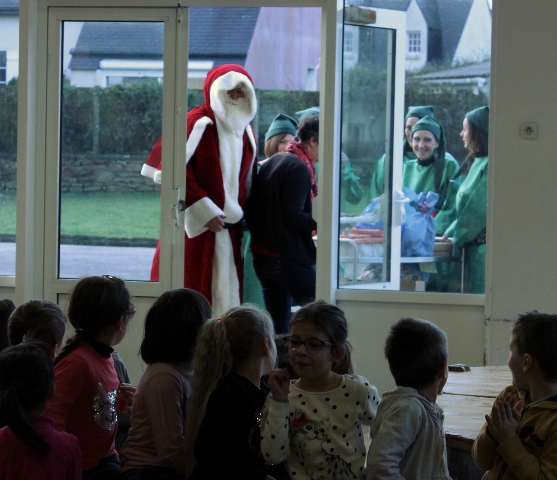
[0, 0, 19, 84]
[360, 0, 491, 71]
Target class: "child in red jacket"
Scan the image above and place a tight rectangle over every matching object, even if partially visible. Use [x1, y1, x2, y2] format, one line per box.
[47, 275, 136, 479]
[0, 342, 81, 479]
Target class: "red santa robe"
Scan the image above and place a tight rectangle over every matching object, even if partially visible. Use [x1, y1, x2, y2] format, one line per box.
[141, 64, 257, 316]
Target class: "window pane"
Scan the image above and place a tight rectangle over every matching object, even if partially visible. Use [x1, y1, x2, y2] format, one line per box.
[339, 24, 394, 287]
[338, 1, 491, 293]
[182, 7, 321, 312]
[0, 12, 18, 277]
[58, 21, 162, 281]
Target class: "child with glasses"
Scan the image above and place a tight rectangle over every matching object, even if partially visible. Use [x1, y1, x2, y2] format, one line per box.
[261, 300, 380, 479]
[46, 275, 137, 480]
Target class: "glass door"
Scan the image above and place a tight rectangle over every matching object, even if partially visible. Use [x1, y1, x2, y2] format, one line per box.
[337, 7, 406, 290]
[43, 6, 186, 300]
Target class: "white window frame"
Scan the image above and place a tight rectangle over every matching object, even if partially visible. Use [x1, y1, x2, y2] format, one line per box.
[16, 0, 340, 305]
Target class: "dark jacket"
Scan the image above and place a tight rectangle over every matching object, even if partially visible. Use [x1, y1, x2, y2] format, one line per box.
[246, 152, 317, 266]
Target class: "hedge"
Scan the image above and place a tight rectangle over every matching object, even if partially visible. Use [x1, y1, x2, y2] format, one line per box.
[0, 73, 486, 162]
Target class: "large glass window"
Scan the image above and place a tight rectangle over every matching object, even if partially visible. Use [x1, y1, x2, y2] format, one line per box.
[0, 11, 18, 277]
[58, 21, 162, 280]
[338, 1, 491, 294]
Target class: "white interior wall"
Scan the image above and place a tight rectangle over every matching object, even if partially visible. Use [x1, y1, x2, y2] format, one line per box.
[340, 300, 485, 394]
[340, 0, 557, 395]
[485, 0, 557, 359]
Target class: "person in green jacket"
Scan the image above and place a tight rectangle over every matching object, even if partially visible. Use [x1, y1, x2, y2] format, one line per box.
[370, 106, 459, 233]
[409, 116, 460, 233]
[442, 106, 489, 294]
[243, 113, 298, 307]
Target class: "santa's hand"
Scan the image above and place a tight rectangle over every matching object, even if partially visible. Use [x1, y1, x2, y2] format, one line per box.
[205, 215, 226, 233]
[268, 368, 291, 402]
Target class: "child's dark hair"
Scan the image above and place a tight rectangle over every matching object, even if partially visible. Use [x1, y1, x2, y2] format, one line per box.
[0, 299, 16, 353]
[289, 299, 353, 375]
[0, 342, 54, 454]
[55, 275, 131, 365]
[184, 304, 275, 473]
[513, 311, 557, 381]
[385, 317, 448, 389]
[296, 114, 319, 144]
[140, 288, 211, 364]
[8, 300, 66, 352]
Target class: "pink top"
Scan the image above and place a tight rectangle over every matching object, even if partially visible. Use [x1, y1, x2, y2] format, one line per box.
[47, 341, 120, 470]
[120, 362, 192, 474]
[0, 414, 81, 479]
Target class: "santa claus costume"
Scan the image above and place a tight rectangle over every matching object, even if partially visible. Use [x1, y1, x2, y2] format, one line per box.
[141, 64, 257, 316]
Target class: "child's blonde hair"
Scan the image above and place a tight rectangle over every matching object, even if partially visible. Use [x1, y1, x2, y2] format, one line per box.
[184, 304, 274, 473]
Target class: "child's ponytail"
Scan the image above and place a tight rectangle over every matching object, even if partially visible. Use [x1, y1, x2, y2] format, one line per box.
[184, 305, 275, 474]
[0, 342, 54, 454]
[184, 319, 232, 472]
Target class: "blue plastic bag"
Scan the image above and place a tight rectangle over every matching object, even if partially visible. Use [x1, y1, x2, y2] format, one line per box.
[355, 196, 384, 231]
[401, 187, 439, 257]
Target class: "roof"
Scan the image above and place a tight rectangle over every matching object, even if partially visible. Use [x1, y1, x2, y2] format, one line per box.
[410, 60, 490, 80]
[0, 0, 18, 15]
[358, 0, 474, 63]
[360, 0, 411, 12]
[436, 0, 474, 61]
[68, 7, 260, 71]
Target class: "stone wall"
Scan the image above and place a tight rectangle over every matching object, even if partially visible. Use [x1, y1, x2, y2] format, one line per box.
[0, 154, 17, 192]
[0, 153, 159, 193]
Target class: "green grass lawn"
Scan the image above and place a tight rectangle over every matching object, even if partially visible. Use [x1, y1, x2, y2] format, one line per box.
[0, 191, 160, 240]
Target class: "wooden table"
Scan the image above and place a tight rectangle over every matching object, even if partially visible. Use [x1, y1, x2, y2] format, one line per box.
[437, 366, 512, 480]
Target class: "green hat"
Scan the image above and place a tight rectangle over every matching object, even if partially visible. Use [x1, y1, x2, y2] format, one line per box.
[295, 106, 320, 123]
[411, 116, 447, 192]
[411, 115, 441, 141]
[264, 114, 298, 142]
[466, 106, 489, 135]
[405, 105, 434, 121]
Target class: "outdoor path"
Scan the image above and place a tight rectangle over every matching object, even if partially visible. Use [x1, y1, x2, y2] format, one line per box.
[0, 242, 154, 280]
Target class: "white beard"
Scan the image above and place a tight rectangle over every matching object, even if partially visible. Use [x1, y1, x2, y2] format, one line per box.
[219, 96, 252, 133]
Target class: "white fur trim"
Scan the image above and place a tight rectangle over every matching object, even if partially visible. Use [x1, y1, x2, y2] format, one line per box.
[210, 71, 257, 124]
[184, 197, 225, 238]
[186, 117, 213, 164]
[211, 231, 240, 317]
[153, 170, 162, 184]
[215, 119, 245, 225]
[141, 163, 158, 180]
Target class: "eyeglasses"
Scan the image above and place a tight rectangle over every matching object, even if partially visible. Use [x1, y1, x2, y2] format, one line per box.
[126, 304, 136, 320]
[284, 336, 333, 352]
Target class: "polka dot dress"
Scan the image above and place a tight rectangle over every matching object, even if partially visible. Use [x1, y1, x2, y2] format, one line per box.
[260, 374, 380, 479]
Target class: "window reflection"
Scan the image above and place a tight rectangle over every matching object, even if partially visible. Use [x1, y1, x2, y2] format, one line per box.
[0, 52, 17, 276]
[338, 1, 491, 293]
[58, 21, 162, 280]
